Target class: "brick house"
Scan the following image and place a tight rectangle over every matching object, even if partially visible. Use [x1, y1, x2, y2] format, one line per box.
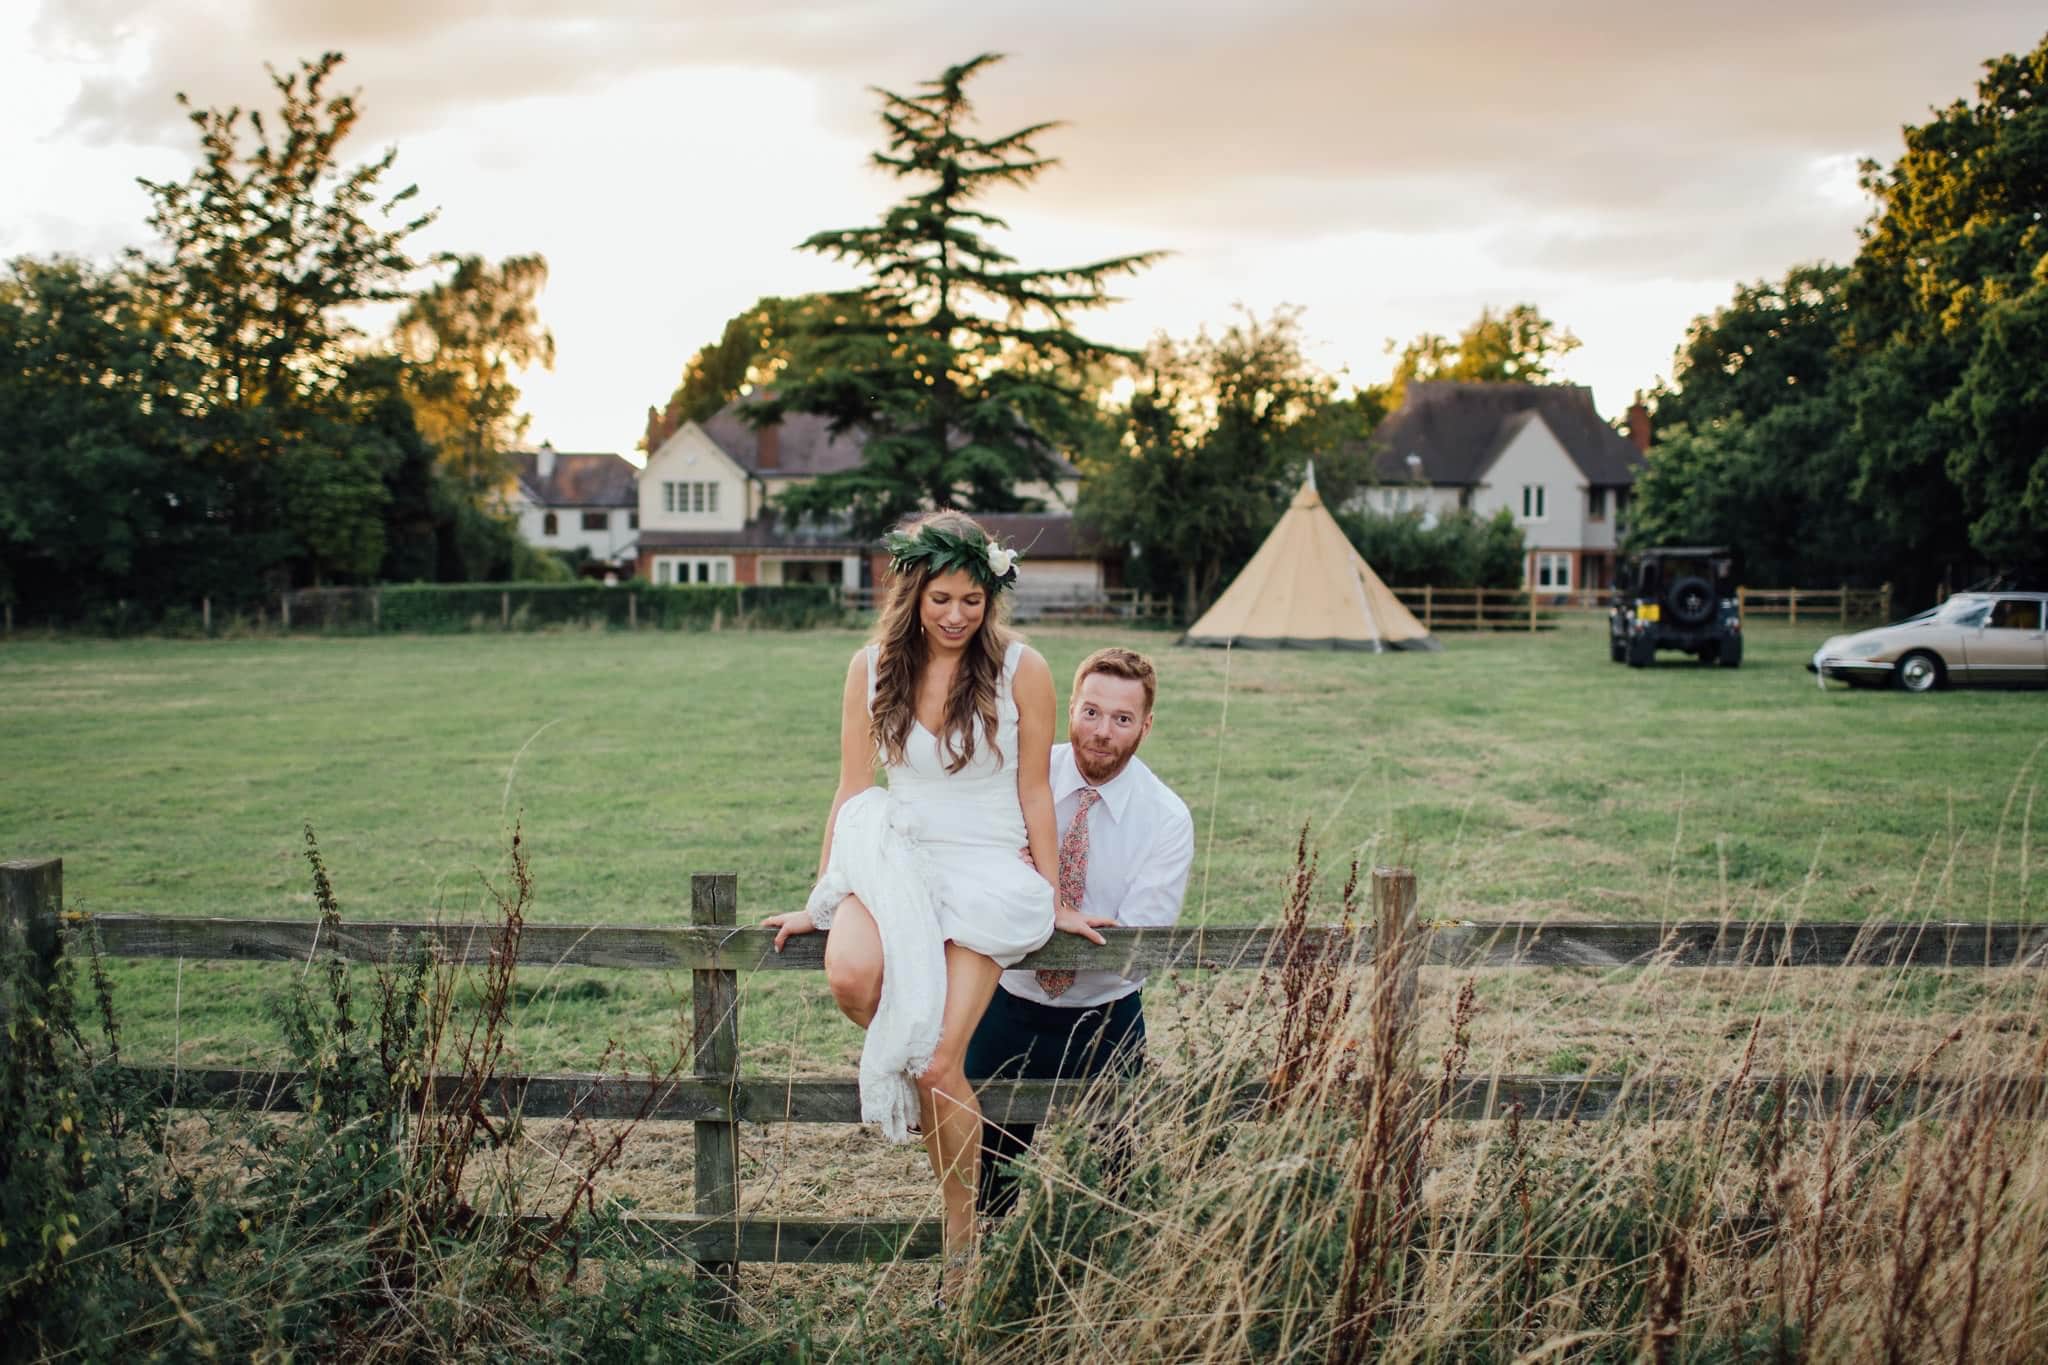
[1346, 382, 1649, 593]
[635, 398, 1103, 592]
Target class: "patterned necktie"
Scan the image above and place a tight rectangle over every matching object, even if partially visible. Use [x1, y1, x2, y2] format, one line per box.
[1037, 786, 1100, 999]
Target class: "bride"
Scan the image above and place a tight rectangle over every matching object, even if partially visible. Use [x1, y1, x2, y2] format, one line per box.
[763, 510, 1099, 1290]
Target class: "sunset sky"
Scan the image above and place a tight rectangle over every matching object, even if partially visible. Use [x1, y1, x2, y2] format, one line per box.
[5, 2, 2043, 462]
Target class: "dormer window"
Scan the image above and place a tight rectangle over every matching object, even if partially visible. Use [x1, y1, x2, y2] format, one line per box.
[663, 481, 721, 515]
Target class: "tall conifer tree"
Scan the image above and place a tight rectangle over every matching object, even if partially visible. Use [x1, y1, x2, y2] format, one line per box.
[760, 54, 1163, 536]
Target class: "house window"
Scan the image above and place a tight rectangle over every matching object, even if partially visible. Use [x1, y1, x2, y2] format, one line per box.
[652, 556, 734, 585]
[542, 512, 558, 536]
[1588, 487, 1607, 521]
[662, 481, 721, 516]
[1533, 552, 1572, 590]
[629, 511, 639, 530]
[1521, 485, 1546, 520]
[582, 511, 608, 532]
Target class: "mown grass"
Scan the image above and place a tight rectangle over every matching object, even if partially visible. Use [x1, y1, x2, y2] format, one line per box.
[2, 615, 2043, 1076]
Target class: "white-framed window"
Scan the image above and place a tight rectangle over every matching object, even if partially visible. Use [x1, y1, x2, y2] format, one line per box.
[663, 481, 721, 516]
[1533, 552, 1572, 590]
[1520, 484, 1547, 520]
[542, 512, 558, 536]
[652, 555, 733, 585]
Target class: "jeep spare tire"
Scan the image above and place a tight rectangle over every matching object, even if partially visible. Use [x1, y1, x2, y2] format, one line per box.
[1669, 575, 1715, 625]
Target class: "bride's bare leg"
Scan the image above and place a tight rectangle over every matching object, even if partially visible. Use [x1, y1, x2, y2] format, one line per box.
[917, 944, 1005, 1262]
[822, 894, 882, 1027]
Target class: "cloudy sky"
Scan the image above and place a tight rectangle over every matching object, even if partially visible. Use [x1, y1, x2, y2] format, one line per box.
[6, 2, 2042, 460]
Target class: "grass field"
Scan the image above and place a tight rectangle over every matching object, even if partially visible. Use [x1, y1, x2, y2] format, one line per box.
[3, 615, 2044, 1078]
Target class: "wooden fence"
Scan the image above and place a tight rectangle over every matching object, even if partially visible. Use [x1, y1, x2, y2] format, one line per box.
[4, 857, 2044, 1279]
[1384, 585, 1898, 634]
[1736, 585, 1895, 626]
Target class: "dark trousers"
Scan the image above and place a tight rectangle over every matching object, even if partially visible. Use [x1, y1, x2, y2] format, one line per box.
[964, 986, 1146, 1216]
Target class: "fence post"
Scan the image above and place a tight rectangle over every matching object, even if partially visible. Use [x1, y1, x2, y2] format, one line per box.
[1737, 585, 1747, 619]
[1370, 866, 1421, 1213]
[1528, 587, 1538, 633]
[1788, 589, 1798, 626]
[1881, 583, 1892, 622]
[628, 592, 637, 631]
[1475, 586, 1486, 630]
[1422, 585, 1433, 630]
[500, 591, 511, 630]
[281, 593, 292, 632]
[1, 858, 64, 1014]
[691, 872, 741, 1306]
[201, 597, 211, 635]
[371, 590, 381, 631]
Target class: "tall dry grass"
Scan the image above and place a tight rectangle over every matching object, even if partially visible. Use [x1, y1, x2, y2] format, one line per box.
[867, 838, 2048, 1363]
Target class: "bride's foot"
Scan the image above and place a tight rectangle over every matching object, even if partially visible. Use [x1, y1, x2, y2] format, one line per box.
[934, 1248, 974, 1310]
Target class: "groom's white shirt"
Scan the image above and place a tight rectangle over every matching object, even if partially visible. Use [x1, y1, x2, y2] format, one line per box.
[1000, 741, 1195, 1008]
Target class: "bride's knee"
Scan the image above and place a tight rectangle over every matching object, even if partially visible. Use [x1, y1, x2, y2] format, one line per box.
[915, 1059, 971, 1105]
[824, 956, 880, 1018]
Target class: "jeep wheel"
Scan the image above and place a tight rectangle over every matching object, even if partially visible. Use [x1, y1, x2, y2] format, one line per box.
[1669, 576, 1715, 626]
[1626, 637, 1655, 668]
[1610, 638, 1626, 663]
[1718, 638, 1742, 668]
[1896, 650, 1943, 693]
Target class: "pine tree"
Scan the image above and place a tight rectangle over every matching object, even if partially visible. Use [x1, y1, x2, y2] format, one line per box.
[760, 53, 1163, 537]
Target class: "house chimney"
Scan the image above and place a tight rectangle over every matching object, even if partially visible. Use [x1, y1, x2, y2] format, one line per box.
[757, 422, 781, 471]
[1625, 402, 1651, 454]
[538, 440, 557, 479]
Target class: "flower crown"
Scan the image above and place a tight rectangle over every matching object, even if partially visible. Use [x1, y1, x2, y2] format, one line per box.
[883, 522, 1021, 592]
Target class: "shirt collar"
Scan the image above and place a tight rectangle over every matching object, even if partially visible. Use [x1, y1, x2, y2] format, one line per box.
[1053, 743, 1143, 823]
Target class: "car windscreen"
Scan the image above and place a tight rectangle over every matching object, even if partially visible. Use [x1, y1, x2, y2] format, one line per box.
[1940, 600, 1992, 628]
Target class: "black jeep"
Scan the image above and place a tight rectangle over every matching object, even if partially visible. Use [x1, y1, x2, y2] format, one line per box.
[1609, 547, 1743, 668]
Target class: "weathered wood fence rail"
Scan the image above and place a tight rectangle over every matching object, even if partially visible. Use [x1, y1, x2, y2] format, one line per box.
[6, 858, 2046, 1272]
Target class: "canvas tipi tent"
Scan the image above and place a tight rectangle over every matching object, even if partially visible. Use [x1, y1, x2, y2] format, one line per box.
[1184, 470, 1438, 651]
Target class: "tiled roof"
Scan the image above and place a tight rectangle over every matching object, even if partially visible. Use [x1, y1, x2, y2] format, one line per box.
[638, 519, 869, 553]
[641, 510, 1109, 560]
[699, 397, 1080, 480]
[974, 512, 1107, 559]
[511, 450, 639, 507]
[1354, 382, 1645, 487]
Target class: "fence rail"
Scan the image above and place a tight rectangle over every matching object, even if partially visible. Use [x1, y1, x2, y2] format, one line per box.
[6, 858, 2044, 1277]
[1737, 585, 1895, 625]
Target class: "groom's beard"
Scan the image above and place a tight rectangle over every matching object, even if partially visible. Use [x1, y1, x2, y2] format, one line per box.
[1072, 736, 1141, 786]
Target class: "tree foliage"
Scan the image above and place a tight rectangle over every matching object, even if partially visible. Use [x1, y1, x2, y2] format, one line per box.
[1078, 308, 1357, 615]
[1636, 34, 2048, 598]
[396, 253, 555, 490]
[640, 294, 815, 453]
[759, 53, 1163, 537]
[1376, 304, 1582, 413]
[0, 52, 543, 620]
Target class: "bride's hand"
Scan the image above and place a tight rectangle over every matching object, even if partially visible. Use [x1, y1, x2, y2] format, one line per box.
[1053, 900, 1117, 946]
[762, 910, 817, 952]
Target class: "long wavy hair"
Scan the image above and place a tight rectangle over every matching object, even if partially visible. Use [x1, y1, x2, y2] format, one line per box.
[870, 510, 1013, 774]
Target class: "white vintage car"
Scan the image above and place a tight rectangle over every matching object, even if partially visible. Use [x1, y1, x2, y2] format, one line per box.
[1809, 592, 2048, 692]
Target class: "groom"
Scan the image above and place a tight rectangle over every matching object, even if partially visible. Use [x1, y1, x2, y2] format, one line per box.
[966, 646, 1195, 1216]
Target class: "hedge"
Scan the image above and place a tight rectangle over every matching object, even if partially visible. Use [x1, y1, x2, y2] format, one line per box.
[368, 583, 842, 633]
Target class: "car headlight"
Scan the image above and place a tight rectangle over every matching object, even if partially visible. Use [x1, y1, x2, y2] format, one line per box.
[1849, 641, 1884, 658]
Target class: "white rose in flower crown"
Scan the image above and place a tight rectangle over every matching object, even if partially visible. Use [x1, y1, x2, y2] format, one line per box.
[986, 544, 1017, 578]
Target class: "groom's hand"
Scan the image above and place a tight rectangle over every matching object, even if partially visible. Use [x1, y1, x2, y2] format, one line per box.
[1053, 900, 1116, 946]
[762, 910, 816, 952]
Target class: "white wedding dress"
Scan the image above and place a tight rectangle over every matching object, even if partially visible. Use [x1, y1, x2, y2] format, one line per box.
[805, 640, 1055, 1141]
